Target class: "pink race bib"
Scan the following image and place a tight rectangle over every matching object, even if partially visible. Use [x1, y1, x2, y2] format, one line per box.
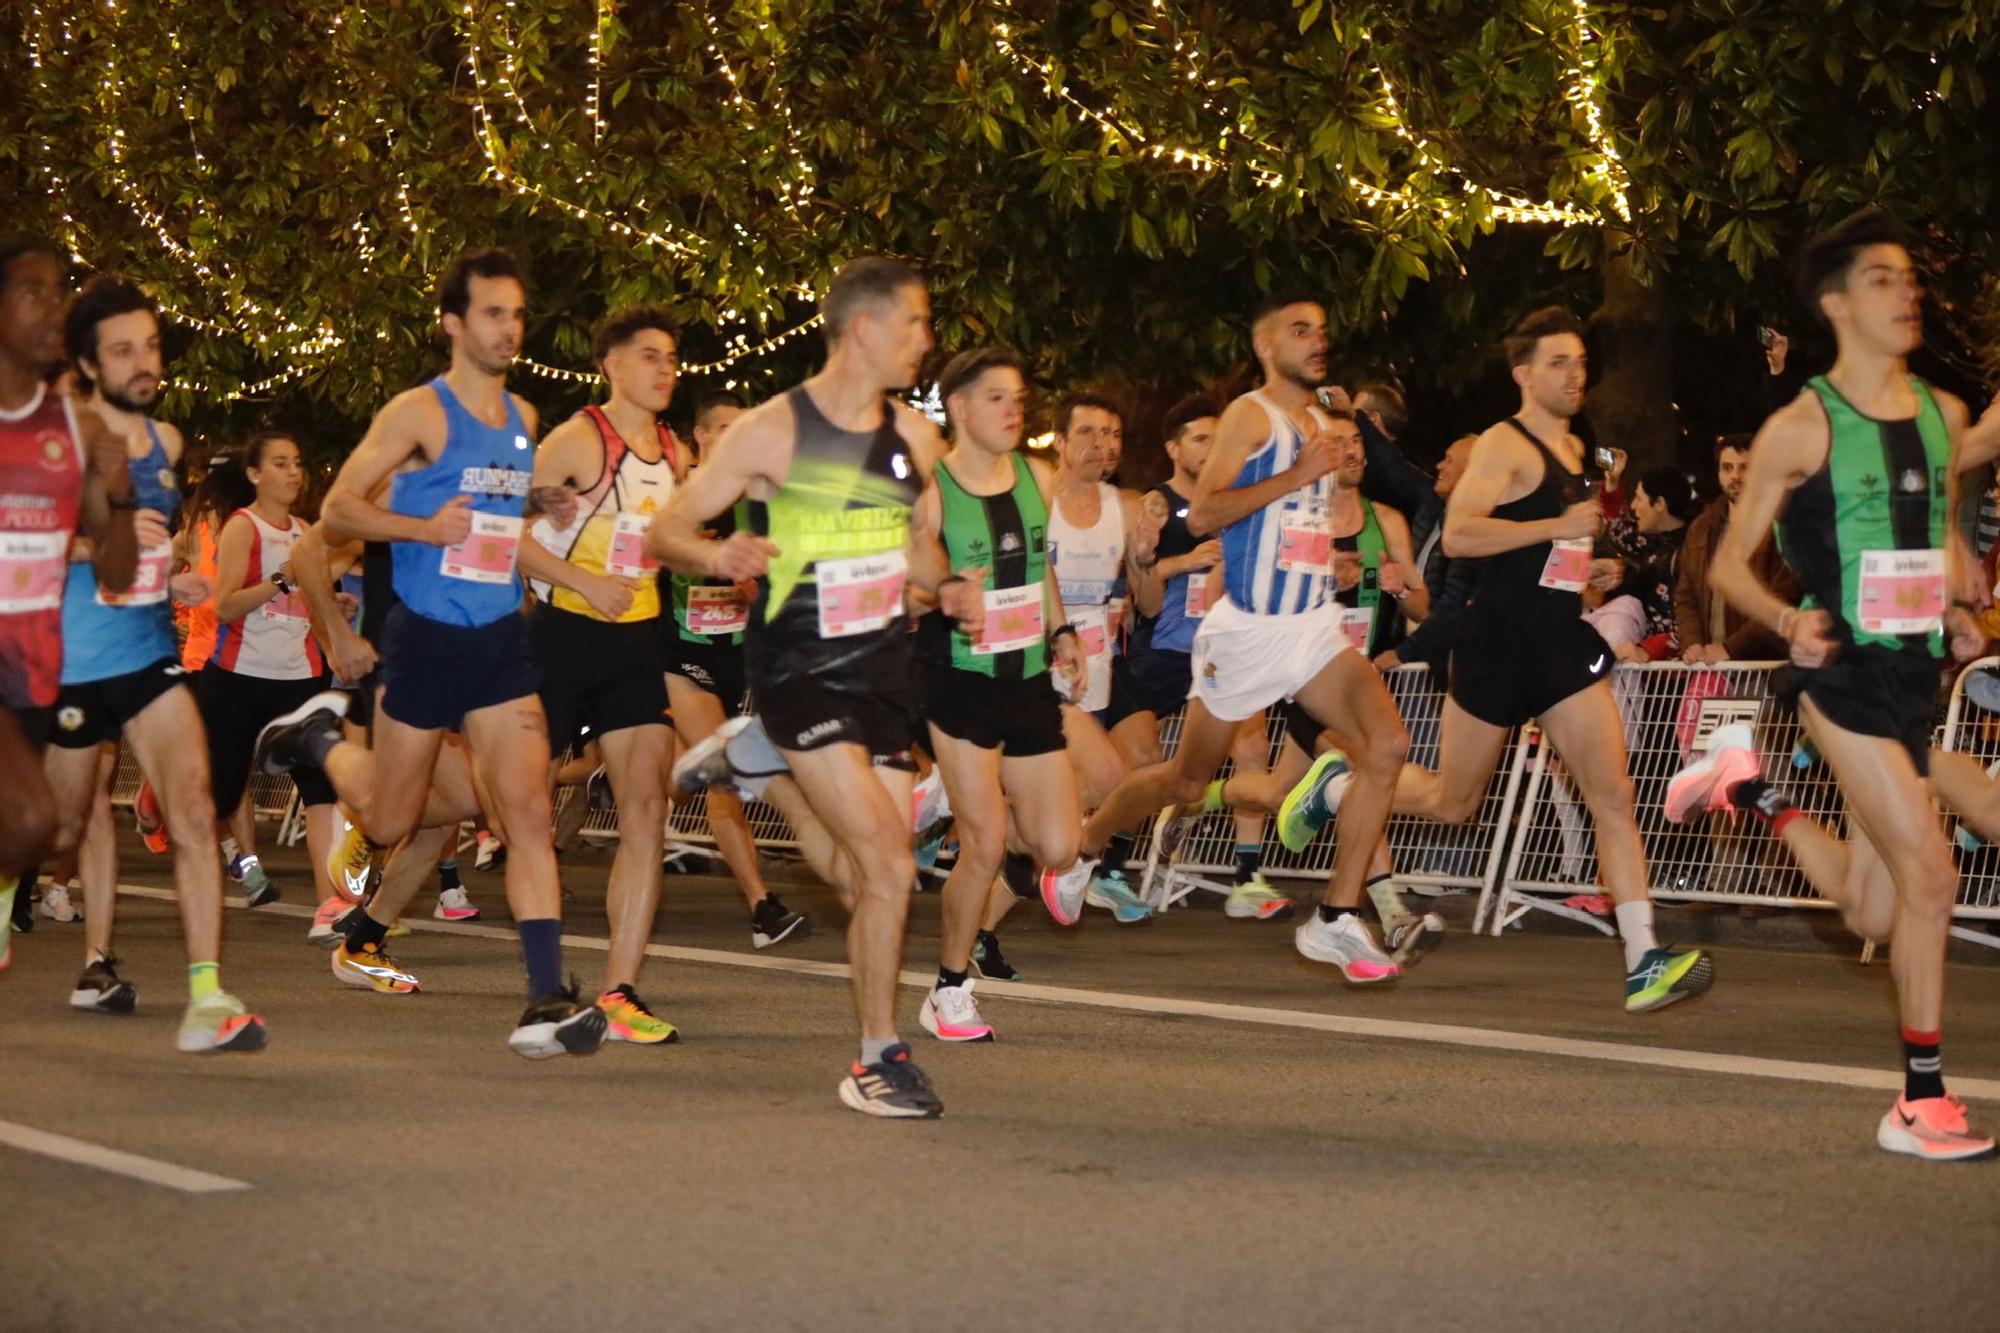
[1539, 538, 1591, 592]
[97, 542, 172, 607]
[0, 532, 67, 613]
[1858, 549, 1945, 635]
[685, 584, 749, 636]
[815, 551, 907, 639]
[975, 585, 1044, 655]
[441, 513, 523, 584]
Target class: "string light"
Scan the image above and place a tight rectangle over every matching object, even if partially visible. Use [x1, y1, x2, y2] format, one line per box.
[514, 311, 826, 386]
[586, 0, 608, 146]
[1564, 0, 1634, 223]
[701, 8, 817, 216]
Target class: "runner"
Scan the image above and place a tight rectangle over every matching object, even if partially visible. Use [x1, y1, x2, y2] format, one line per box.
[662, 388, 811, 948]
[914, 345, 1083, 1041]
[1296, 306, 1712, 1011]
[1044, 291, 1410, 984]
[650, 255, 984, 1117]
[253, 247, 605, 1059]
[37, 277, 263, 1050]
[519, 302, 686, 1044]
[0, 237, 138, 972]
[1666, 209, 1991, 1159]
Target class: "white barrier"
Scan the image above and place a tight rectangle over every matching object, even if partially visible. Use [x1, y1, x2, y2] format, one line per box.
[109, 747, 304, 844]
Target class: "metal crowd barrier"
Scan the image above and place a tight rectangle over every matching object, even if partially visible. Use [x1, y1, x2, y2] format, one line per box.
[109, 749, 305, 844]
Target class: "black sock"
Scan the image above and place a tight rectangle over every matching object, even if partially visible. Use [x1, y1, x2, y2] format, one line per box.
[938, 966, 969, 990]
[1001, 850, 1037, 898]
[1316, 903, 1358, 924]
[1103, 833, 1136, 869]
[346, 910, 389, 953]
[436, 858, 461, 891]
[1903, 1028, 1944, 1101]
[1232, 844, 1262, 885]
[1729, 777, 1799, 831]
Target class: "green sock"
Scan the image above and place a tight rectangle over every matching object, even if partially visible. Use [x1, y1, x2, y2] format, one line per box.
[188, 961, 221, 1000]
[1365, 874, 1409, 926]
[1201, 779, 1228, 814]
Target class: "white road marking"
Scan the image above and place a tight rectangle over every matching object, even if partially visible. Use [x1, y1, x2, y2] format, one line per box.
[120, 884, 2000, 1102]
[0, 1119, 251, 1194]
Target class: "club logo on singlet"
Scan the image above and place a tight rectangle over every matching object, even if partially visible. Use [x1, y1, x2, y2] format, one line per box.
[458, 462, 532, 499]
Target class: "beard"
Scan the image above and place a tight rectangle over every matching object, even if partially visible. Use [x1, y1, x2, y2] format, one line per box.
[1275, 356, 1325, 391]
[101, 381, 158, 414]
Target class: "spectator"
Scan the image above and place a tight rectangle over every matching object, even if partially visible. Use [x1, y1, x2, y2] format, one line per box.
[1610, 465, 1695, 657]
[1675, 433, 1797, 662]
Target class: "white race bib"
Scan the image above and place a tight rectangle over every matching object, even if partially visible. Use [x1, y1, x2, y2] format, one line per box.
[1539, 538, 1592, 592]
[973, 585, 1044, 655]
[0, 532, 68, 613]
[440, 513, 523, 585]
[1858, 548, 1946, 635]
[1277, 507, 1332, 574]
[685, 584, 749, 636]
[814, 550, 907, 639]
[606, 512, 658, 579]
[96, 541, 172, 607]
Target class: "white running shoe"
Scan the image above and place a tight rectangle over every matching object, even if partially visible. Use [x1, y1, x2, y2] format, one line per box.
[1294, 912, 1402, 984]
[434, 886, 481, 921]
[918, 978, 995, 1042]
[1039, 856, 1096, 926]
[39, 881, 81, 923]
[1664, 723, 1761, 824]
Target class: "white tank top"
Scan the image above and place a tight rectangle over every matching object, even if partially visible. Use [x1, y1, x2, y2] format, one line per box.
[212, 508, 319, 680]
[1049, 481, 1124, 610]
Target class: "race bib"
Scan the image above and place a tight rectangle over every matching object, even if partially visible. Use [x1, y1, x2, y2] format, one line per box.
[440, 513, 523, 585]
[815, 550, 906, 639]
[1858, 548, 1946, 635]
[684, 584, 749, 636]
[1539, 538, 1592, 592]
[261, 586, 309, 621]
[1339, 606, 1375, 653]
[1185, 576, 1213, 619]
[0, 531, 67, 613]
[96, 541, 172, 607]
[1065, 605, 1112, 711]
[606, 512, 658, 579]
[974, 584, 1044, 655]
[1277, 510, 1332, 574]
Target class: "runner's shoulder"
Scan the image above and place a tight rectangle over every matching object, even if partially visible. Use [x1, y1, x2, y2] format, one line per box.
[1756, 392, 1833, 471]
[507, 391, 540, 437]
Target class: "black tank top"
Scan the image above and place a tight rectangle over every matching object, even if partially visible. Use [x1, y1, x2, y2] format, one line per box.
[360, 539, 398, 643]
[1469, 418, 1597, 627]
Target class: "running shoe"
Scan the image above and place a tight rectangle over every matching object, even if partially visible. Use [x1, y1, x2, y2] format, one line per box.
[134, 779, 168, 855]
[250, 689, 349, 776]
[176, 991, 267, 1054]
[1040, 856, 1096, 926]
[236, 857, 279, 908]
[474, 832, 506, 872]
[919, 977, 994, 1042]
[1623, 945, 1714, 1013]
[1276, 751, 1351, 853]
[1875, 1093, 1998, 1162]
[1663, 723, 1760, 824]
[307, 895, 349, 947]
[508, 985, 608, 1059]
[671, 714, 788, 798]
[1224, 875, 1294, 921]
[1384, 912, 1447, 968]
[837, 1043, 943, 1119]
[596, 985, 680, 1044]
[325, 816, 372, 902]
[751, 893, 812, 949]
[969, 929, 1020, 982]
[39, 881, 81, 923]
[1294, 912, 1401, 984]
[434, 886, 481, 922]
[69, 954, 137, 1013]
[1084, 868, 1154, 924]
[332, 939, 421, 994]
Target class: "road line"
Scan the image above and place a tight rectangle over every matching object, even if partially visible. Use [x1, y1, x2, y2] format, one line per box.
[120, 884, 2000, 1102]
[0, 1119, 251, 1194]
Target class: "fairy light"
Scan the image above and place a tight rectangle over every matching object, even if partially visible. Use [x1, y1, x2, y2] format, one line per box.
[514, 312, 827, 386]
[586, 0, 608, 146]
[1564, 0, 1633, 223]
[702, 8, 816, 216]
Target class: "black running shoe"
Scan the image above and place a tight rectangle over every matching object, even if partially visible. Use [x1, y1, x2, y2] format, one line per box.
[969, 929, 1021, 982]
[252, 690, 349, 776]
[751, 894, 812, 949]
[507, 983, 609, 1060]
[69, 954, 137, 1014]
[837, 1043, 943, 1119]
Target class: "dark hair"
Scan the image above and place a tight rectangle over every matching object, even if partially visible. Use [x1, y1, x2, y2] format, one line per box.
[937, 346, 1025, 406]
[1636, 465, 1697, 523]
[187, 450, 254, 526]
[590, 303, 680, 363]
[1054, 390, 1123, 437]
[1796, 207, 1914, 318]
[0, 235, 63, 298]
[694, 389, 747, 428]
[823, 256, 923, 342]
[437, 247, 524, 319]
[1250, 288, 1322, 328]
[1353, 382, 1408, 438]
[1160, 393, 1221, 446]
[1714, 432, 1753, 463]
[1504, 307, 1587, 368]
[64, 275, 157, 392]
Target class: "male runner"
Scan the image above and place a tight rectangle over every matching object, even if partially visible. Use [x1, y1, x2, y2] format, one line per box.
[519, 302, 685, 1044]
[255, 247, 605, 1059]
[914, 345, 1083, 1041]
[649, 255, 984, 1117]
[662, 389, 811, 948]
[1306, 306, 1711, 1011]
[38, 277, 263, 1049]
[0, 237, 138, 971]
[1045, 292, 1410, 984]
[1666, 209, 1991, 1159]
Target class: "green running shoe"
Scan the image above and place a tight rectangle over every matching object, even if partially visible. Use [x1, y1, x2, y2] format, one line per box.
[1276, 750, 1351, 853]
[1624, 945, 1714, 1013]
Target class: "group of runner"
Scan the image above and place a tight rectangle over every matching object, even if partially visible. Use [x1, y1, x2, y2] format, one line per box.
[1, 208, 1994, 1158]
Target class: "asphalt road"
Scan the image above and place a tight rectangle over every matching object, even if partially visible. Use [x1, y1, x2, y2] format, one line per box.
[3, 833, 1998, 1332]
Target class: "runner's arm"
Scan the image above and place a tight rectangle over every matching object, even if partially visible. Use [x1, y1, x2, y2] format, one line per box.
[292, 525, 376, 684]
[76, 407, 140, 593]
[1378, 504, 1429, 622]
[211, 512, 283, 622]
[1441, 428, 1592, 557]
[322, 390, 467, 546]
[1954, 396, 2000, 475]
[1187, 397, 1331, 537]
[648, 400, 782, 578]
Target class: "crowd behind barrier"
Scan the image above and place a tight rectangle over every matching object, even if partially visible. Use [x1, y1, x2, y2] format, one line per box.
[106, 660, 2000, 950]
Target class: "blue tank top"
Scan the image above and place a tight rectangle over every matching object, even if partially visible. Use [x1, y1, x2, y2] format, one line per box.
[61, 419, 180, 684]
[387, 378, 533, 627]
[1219, 391, 1335, 616]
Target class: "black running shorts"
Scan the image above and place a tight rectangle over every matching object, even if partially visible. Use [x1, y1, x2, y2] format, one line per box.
[1449, 614, 1614, 729]
[665, 638, 747, 712]
[378, 605, 543, 733]
[924, 668, 1066, 757]
[196, 666, 337, 814]
[530, 605, 669, 755]
[49, 657, 191, 749]
[1795, 643, 1941, 776]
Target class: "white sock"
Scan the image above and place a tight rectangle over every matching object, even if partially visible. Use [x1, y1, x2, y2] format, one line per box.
[219, 837, 239, 862]
[1365, 874, 1409, 925]
[1613, 900, 1657, 970]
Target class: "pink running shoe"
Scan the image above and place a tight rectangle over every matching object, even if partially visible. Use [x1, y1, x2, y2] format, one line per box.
[1664, 723, 1761, 824]
[1876, 1093, 1997, 1162]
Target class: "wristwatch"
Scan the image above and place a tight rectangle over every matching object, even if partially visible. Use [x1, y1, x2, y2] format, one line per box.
[270, 570, 294, 596]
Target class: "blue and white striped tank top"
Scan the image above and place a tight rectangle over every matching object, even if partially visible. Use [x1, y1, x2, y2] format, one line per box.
[1219, 390, 1335, 616]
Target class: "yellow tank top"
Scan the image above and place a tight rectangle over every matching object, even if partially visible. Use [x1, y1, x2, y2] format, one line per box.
[533, 406, 678, 623]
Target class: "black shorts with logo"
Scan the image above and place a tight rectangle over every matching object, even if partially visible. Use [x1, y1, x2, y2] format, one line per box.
[665, 637, 747, 713]
[748, 629, 917, 771]
[1792, 642, 1941, 776]
[1449, 613, 1613, 730]
[49, 658, 191, 749]
[531, 605, 669, 755]
[924, 667, 1066, 757]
